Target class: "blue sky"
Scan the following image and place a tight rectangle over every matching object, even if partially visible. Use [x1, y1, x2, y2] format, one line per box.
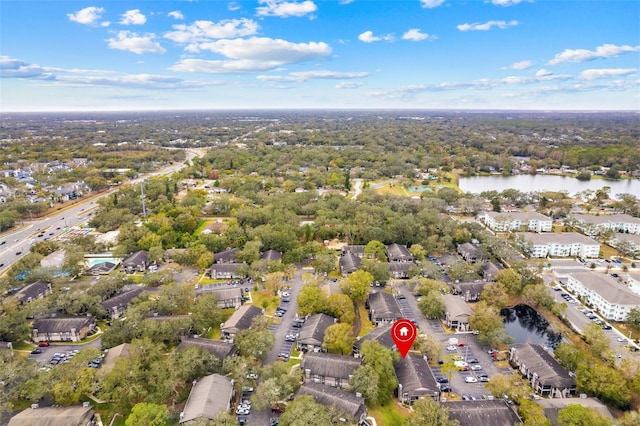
[1, 0, 638, 111]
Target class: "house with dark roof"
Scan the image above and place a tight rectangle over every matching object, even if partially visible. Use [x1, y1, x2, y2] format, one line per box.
[339, 251, 361, 276]
[121, 250, 148, 273]
[261, 249, 283, 262]
[449, 282, 488, 303]
[101, 287, 145, 319]
[444, 400, 522, 426]
[353, 323, 395, 356]
[178, 337, 237, 360]
[388, 262, 412, 279]
[536, 398, 614, 426]
[296, 383, 367, 424]
[221, 305, 263, 341]
[208, 263, 243, 279]
[301, 352, 362, 389]
[509, 343, 577, 398]
[481, 261, 501, 281]
[442, 294, 473, 332]
[457, 242, 483, 264]
[341, 245, 366, 258]
[12, 281, 52, 305]
[386, 243, 414, 262]
[395, 353, 440, 405]
[180, 374, 233, 424]
[195, 286, 243, 308]
[297, 313, 336, 353]
[32, 316, 95, 343]
[87, 261, 118, 275]
[8, 405, 96, 426]
[213, 248, 239, 264]
[101, 343, 129, 374]
[367, 291, 403, 326]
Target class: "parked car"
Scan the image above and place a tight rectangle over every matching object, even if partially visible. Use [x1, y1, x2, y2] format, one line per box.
[236, 407, 251, 415]
[440, 385, 451, 392]
[468, 358, 479, 364]
[271, 405, 285, 414]
[278, 352, 290, 362]
[30, 348, 42, 355]
[470, 365, 482, 371]
[602, 324, 612, 330]
[446, 345, 457, 351]
[436, 377, 449, 383]
[241, 386, 254, 393]
[38, 341, 50, 347]
[464, 376, 478, 383]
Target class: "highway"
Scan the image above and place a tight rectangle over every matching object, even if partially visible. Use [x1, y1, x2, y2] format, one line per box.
[0, 148, 203, 276]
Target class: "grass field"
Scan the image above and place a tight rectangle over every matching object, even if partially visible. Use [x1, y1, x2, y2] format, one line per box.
[358, 304, 375, 337]
[369, 401, 411, 426]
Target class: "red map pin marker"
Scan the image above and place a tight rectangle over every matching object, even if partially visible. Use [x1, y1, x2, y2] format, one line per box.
[391, 319, 417, 358]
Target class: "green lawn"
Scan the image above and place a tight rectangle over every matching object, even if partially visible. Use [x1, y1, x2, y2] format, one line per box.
[358, 305, 375, 337]
[369, 402, 411, 426]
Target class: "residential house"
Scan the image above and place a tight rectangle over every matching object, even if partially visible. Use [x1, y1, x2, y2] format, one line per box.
[386, 243, 414, 262]
[445, 400, 522, 426]
[297, 313, 336, 353]
[200, 221, 228, 235]
[571, 213, 640, 236]
[481, 211, 553, 233]
[101, 287, 145, 320]
[388, 262, 412, 279]
[221, 305, 263, 341]
[178, 337, 237, 361]
[341, 245, 366, 258]
[442, 294, 473, 332]
[32, 316, 95, 343]
[12, 281, 52, 305]
[213, 248, 239, 264]
[121, 250, 148, 273]
[261, 249, 283, 262]
[8, 406, 96, 426]
[395, 353, 440, 405]
[86, 261, 118, 275]
[101, 343, 130, 374]
[481, 261, 501, 281]
[353, 323, 395, 356]
[509, 343, 577, 398]
[537, 398, 613, 426]
[517, 232, 600, 258]
[449, 282, 487, 303]
[367, 291, 403, 326]
[195, 286, 243, 308]
[457, 243, 483, 264]
[566, 271, 640, 321]
[301, 352, 362, 389]
[296, 383, 367, 425]
[180, 374, 234, 425]
[208, 263, 243, 280]
[339, 251, 361, 276]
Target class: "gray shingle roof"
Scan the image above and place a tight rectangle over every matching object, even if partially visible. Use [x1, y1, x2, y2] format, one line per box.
[261, 249, 282, 261]
[181, 374, 233, 424]
[13, 281, 51, 304]
[296, 383, 366, 420]
[442, 294, 473, 319]
[301, 352, 362, 380]
[178, 337, 237, 360]
[101, 287, 145, 311]
[386, 243, 413, 262]
[445, 400, 522, 426]
[354, 323, 396, 351]
[8, 406, 95, 426]
[394, 352, 439, 397]
[569, 271, 640, 305]
[122, 250, 148, 267]
[511, 343, 576, 389]
[367, 291, 402, 321]
[221, 305, 263, 334]
[33, 316, 94, 334]
[213, 248, 238, 263]
[298, 313, 336, 346]
[340, 251, 361, 274]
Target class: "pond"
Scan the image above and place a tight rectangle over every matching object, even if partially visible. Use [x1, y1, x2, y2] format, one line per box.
[459, 174, 640, 199]
[501, 304, 564, 349]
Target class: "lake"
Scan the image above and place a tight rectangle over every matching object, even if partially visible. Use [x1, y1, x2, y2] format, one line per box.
[501, 304, 563, 349]
[459, 174, 640, 199]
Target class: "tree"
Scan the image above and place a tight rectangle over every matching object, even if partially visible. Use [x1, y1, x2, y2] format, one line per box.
[484, 373, 529, 402]
[469, 301, 513, 347]
[351, 341, 398, 407]
[234, 316, 275, 361]
[279, 395, 347, 426]
[408, 244, 426, 261]
[582, 322, 612, 359]
[480, 282, 510, 309]
[405, 398, 459, 426]
[557, 404, 611, 426]
[125, 403, 170, 426]
[627, 307, 640, 330]
[517, 399, 551, 426]
[364, 240, 387, 262]
[414, 333, 442, 362]
[418, 291, 445, 319]
[322, 323, 355, 355]
[191, 294, 225, 335]
[495, 268, 524, 294]
[340, 270, 373, 303]
[325, 294, 355, 324]
[297, 283, 327, 316]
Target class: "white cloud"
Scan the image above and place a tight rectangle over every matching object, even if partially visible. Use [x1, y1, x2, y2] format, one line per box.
[457, 20, 519, 31]
[171, 37, 331, 73]
[548, 43, 640, 65]
[228, 2, 242, 11]
[402, 29, 434, 41]
[420, 0, 445, 8]
[578, 68, 637, 80]
[0, 56, 51, 79]
[165, 19, 259, 43]
[491, 0, 524, 6]
[256, 0, 318, 18]
[358, 30, 394, 43]
[67, 6, 107, 26]
[120, 9, 146, 25]
[339, 0, 355, 4]
[257, 70, 368, 82]
[502, 60, 533, 70]
[107, 31, 166, 54]
[535, 68, 552, 77]
[336, 81, 363, 89]
[168, 11, 184, 20]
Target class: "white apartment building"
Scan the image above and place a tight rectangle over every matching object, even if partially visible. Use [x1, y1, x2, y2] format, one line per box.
[518, 232, 600, 258]
[626, 274, 640, 297]
[571, 214, 640, 236]
[481, 211, 553, 233]
[566, 271, 640, 321]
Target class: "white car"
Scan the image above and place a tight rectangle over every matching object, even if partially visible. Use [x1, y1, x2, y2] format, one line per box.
[454, 361, 468, 368]
[236, 407, 251, 415]
[617, 337, 627, 342]
[446, 345, 457, 351]
[464, 376, 478, 383]
[470, 365, 482, 371]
